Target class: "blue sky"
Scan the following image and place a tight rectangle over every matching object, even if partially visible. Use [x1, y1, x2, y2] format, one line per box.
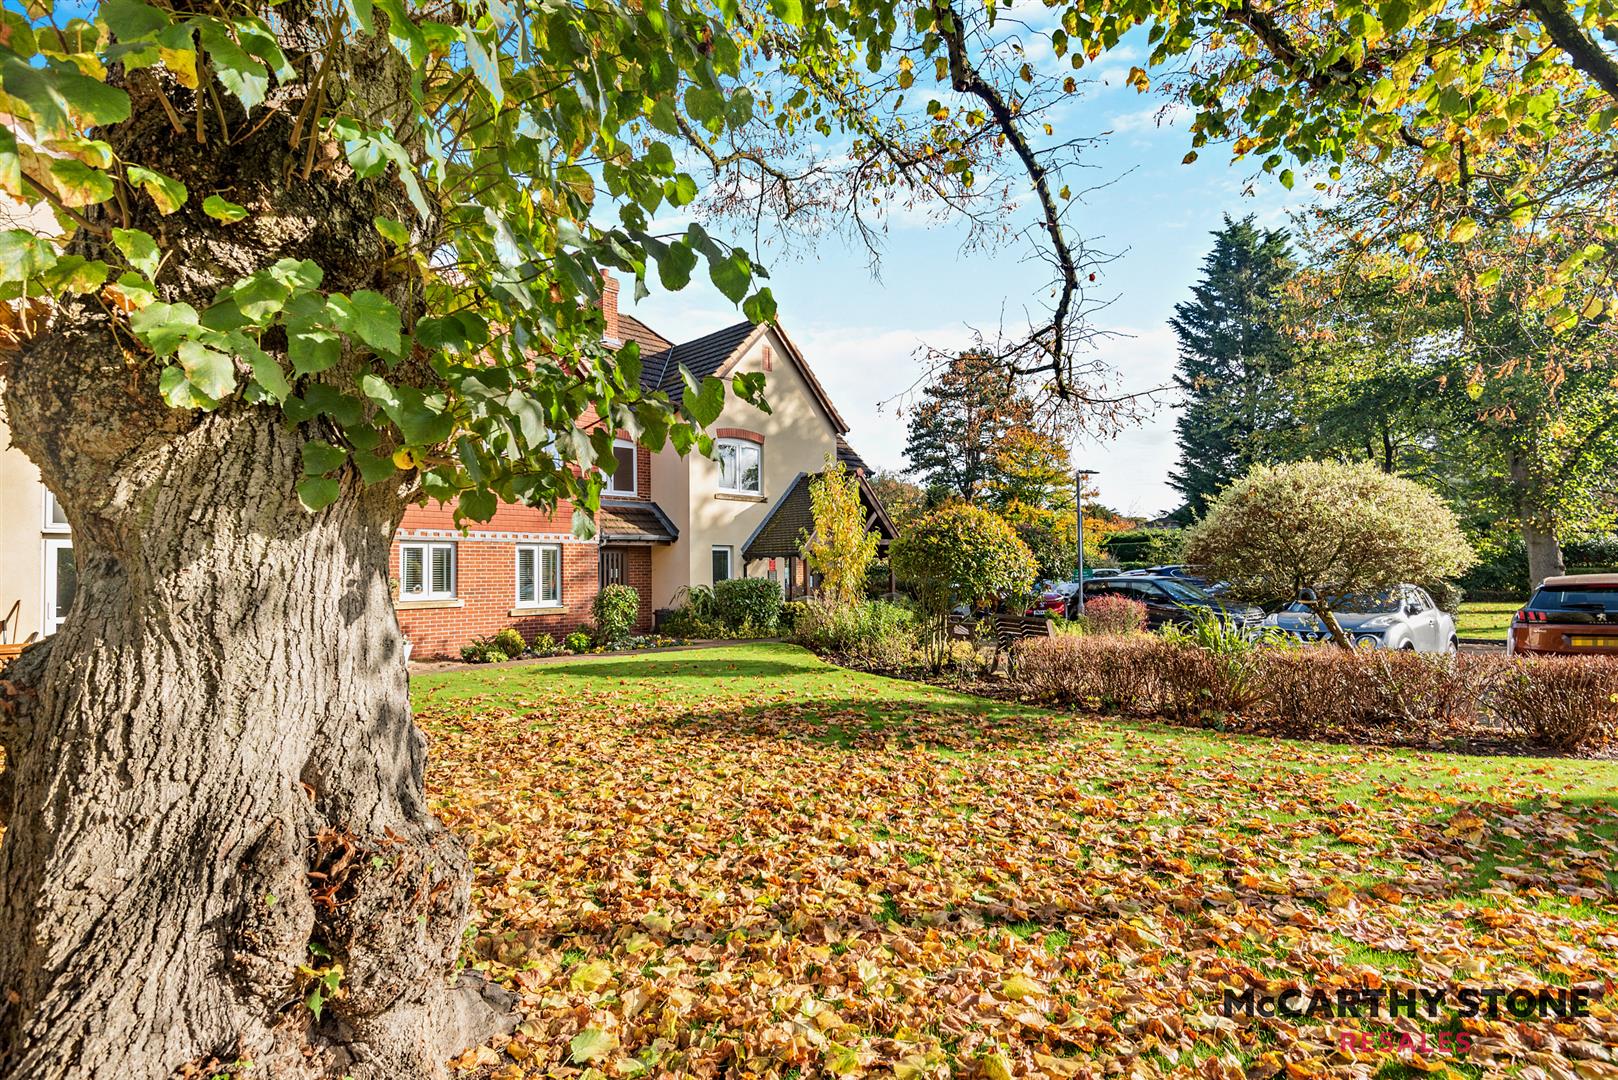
[627, 46, 1318, 519]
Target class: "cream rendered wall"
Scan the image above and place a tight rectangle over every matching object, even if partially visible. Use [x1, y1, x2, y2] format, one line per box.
[0, 403, 59, 642]
[648, 326, 840, 610]
[0, 198, 64, 643]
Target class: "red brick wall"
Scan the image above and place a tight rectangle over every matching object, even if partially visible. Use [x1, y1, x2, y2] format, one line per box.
[394, 498, 595, 658]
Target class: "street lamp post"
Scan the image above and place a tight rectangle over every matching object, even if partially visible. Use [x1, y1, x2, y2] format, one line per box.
[1075, 468, 1098, 615]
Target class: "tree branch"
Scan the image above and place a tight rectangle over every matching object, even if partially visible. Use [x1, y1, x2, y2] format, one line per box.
[1525, 0, 1618, 103]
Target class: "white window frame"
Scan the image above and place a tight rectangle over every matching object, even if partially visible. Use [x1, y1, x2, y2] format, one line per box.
[716, 438, 762, 494]
[515, 543, 563, 608]
[712, 545, 733, 583]
[604, 439, 638, 496]
[42, 489, 69, 533]
[400, 541, 456, 601]
[43, 536, 74, 635]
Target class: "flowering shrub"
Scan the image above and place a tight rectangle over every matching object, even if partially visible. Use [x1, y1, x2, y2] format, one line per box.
[1081, 594, 1147, 635]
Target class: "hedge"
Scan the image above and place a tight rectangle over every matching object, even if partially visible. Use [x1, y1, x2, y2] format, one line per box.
[1020, 636, 1618, 750]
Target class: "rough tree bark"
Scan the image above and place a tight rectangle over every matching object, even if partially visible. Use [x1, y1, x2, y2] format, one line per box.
[0, 29, 513, 1080]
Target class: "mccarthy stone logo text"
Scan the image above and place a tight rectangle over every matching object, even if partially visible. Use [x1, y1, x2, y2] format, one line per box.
[1223, 985, 1602, 1021]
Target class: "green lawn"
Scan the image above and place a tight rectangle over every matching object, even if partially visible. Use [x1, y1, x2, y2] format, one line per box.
[1456, 600, 1522, 640]
[416, 644, 1617, 1078]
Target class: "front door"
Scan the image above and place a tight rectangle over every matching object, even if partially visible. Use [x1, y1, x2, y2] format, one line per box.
[600, 547, 625, 588]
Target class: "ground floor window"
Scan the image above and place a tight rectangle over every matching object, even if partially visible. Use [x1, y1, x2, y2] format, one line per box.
[516, 543, 562, 606]
[401, 541, 456, 600]
[712, 545, 733, 583]
[43, 537, 75, 635]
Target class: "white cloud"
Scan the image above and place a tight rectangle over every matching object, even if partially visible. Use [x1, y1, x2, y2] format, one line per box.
[1107, 102, 1193, 134]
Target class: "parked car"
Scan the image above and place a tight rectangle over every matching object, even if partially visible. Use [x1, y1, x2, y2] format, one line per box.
[1072, 576, 1263, 628]
[1025, 583, 1070, 617]
[1087, 568, 1122, 580]
[1508, 574, 1618, 656]
[1261, 586, 1457, 651]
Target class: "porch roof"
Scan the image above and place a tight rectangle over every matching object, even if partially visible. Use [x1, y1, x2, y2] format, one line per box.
[741, 470, 897, 562]
[600, 499, 679, 544]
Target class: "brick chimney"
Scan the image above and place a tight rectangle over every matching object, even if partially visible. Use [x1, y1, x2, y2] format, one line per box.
[600, 272, 621, 343]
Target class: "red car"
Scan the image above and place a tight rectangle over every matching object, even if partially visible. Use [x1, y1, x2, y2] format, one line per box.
[1508, 574, 1618, 656]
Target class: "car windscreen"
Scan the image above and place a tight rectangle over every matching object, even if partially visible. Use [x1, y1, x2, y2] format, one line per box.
[1155, 579, 1209, 602]
[1528, 585, 1618, 612]
[1286, 590, 1400, 614]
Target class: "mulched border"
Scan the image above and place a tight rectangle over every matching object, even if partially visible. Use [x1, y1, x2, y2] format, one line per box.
[408, 637, 785, 675]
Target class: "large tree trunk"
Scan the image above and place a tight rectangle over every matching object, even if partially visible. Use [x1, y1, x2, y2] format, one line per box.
[0, 395, 512, 1078]
[1523, 523, 1566, 590]
[1508, 449, 1566, 589]
[0, 41, 512, 1079]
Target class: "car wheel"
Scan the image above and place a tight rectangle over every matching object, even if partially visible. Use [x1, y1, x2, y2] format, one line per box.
[1399, 641, 1416, 651]
[1447, 636, 1459, 653]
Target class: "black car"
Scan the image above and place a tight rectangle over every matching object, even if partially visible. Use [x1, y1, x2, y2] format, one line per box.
[1069, 575, 1262, 628]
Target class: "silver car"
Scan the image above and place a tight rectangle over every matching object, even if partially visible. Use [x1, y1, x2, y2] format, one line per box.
[1261, 586, 1458, 652]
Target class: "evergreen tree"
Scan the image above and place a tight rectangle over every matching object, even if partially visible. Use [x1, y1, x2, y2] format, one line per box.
[904, 353, 1032, 501]
[1168, 215, 1298, 517]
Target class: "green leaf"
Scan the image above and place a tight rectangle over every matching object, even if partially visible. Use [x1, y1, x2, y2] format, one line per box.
[296, 476, 341, 512]
[344, 0, 374, 34]
[301, 439, 348, 475]
[0, 54, 131, 136]
[329, 290, 403, 357]
[656, 239, 698, 291]
[0, 229, 59, 282]
[129, 300, 201, 355]
[102, 0, 170, 40]
[47, 158, 114, 206]
[769, 0, 804, 25]
[198, 21, 269, 110]
[461, 25, 502, 104]
[41, 255, 108, 294]
[288, 322, 342, 376]
[126, 165, 188, 214]
[178, 339, 236, 399]
[709, 247, 752, 303]
[111, 227, 161, 278]
[247, 351, 291, 402]
[355, 451, 396, 485]
[373, 215, 410, 247]
[684, 372, 726, 427]
[203, 194, 249, 223]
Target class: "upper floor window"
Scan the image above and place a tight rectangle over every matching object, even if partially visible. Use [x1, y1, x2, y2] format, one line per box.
[716, 438, 761, 494]
[605, 439, 637, 496]
[43, 489, 69, 533]
[400, 541, 456, 601]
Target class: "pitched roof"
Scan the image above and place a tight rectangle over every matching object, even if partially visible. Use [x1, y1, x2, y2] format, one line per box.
[741, 470, 898, 561]
[599, 499, 679, 544]
[617, 313, 673, 356]
[835, 436, 871, 474]
[640, 321, 758, 402]
[640, 320, 850, 434]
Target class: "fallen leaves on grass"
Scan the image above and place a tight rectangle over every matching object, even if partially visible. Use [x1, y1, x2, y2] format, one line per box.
[424, 651, 1618, 1079]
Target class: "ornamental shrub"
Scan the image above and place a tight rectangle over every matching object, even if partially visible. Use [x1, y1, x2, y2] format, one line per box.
[711, 577, 784, 634]
[528, 632, 558, 656]
[791, 598, 919, 668]
[891, 504, 1037, 670]
[1082, 594, 1146, 635]
[592, 583, 640, 645]
[1184, 460, 1475, 648]
[564, 630, 593, 654]
[492, 627, 527, 656]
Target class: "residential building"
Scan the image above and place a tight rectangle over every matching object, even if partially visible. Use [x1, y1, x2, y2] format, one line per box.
[0, 273, 894, 657]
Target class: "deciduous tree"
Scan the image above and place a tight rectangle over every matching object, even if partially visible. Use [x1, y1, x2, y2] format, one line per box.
[801, 459, 880, 609]
[1184, 461, 1476, 647]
